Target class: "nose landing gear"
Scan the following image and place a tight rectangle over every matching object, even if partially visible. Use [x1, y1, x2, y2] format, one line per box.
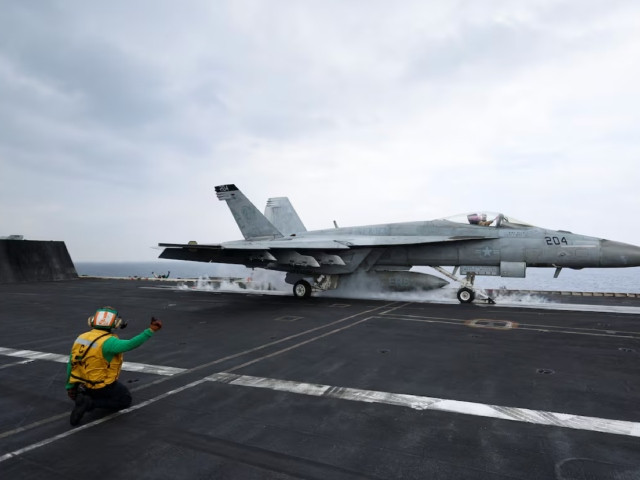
[431, 267, 496, 304]
[457, 287, 475, 303]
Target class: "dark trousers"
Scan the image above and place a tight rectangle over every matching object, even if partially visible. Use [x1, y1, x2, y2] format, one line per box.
[87, 381, 132, 411]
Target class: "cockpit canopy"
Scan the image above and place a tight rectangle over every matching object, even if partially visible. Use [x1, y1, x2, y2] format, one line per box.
[440, 212, 534, 228]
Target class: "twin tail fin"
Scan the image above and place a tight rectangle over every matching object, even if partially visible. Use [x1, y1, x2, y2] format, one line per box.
[215, 184, 283, 240]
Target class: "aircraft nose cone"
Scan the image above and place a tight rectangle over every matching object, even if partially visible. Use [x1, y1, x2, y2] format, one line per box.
[600, 240, 640, 267]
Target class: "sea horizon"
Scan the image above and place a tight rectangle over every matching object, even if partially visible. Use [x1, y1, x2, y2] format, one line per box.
[75, 260, 640, 294]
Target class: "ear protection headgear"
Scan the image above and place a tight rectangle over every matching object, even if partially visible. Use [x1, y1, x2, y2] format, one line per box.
[88, 306, 127, 330]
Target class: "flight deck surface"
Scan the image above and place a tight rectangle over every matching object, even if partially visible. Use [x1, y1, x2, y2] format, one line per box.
[1, 279, 639, 479]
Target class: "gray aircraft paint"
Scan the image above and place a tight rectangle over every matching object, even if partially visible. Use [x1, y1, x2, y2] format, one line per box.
[159, 185, 640, 302]
[264, 197, 307, 235]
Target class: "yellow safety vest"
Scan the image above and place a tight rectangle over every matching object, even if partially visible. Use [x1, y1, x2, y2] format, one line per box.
[69, 329, 123, 389]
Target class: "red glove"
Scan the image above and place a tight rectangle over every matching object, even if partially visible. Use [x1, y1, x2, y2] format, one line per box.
[150, 317, 163, 332]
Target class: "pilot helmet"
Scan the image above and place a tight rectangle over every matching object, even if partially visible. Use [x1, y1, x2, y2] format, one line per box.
[467, 213, 480, 224]
[88, 306, 127, 330]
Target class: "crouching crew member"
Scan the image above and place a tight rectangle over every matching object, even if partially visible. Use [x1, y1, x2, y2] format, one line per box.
[66, 306, 163, 426]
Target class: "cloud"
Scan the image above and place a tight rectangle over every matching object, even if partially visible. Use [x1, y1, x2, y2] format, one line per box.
[1, 0, 639, 261]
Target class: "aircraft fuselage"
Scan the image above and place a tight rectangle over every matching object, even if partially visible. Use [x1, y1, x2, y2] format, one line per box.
[159, 185, 640, 302]
[277, 220, 640, 276]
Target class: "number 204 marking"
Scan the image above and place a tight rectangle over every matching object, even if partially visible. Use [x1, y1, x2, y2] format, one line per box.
[545, 236, 568, 246]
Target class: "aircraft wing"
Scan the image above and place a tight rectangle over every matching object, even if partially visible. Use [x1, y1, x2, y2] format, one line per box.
[159, 239, 350, 251]
[159, 234, 490, 252]
[159, 233, 495, 272]
[326, 235, 493, 247]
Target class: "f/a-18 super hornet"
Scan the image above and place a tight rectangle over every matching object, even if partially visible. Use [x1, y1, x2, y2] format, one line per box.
[159, 184, 640, 303]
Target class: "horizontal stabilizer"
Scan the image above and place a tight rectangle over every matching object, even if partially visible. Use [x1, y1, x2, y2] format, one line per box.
[158, 242, 222, 250]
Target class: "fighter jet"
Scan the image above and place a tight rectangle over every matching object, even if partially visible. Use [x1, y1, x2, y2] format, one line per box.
[159, 184, 640, 303]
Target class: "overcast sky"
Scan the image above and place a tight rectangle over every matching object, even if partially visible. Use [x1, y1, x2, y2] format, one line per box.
[1, 0, 639, 262]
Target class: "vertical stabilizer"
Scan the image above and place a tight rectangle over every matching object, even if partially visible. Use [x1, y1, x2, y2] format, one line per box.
[215, 185, 283, 239]
[264, 197, 307, 236]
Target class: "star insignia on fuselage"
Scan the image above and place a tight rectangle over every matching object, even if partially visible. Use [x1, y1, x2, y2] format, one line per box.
[477, 247, 499, 257]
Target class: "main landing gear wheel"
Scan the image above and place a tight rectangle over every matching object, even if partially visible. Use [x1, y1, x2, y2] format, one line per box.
[293, 280, 312, 298]
[457, 287, 475, 304]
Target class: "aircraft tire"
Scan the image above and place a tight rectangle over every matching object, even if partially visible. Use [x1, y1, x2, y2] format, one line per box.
[293, 280, 312, 298]
[457, 287, 475, 303]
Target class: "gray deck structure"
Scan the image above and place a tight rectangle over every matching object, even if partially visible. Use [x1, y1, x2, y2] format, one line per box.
[0, 239, 77, 283]
[1, 278, 639, 479]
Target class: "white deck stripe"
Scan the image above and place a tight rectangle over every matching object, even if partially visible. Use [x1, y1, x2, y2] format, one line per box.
[206, 373, 640, 438]
[2, 370, 637, 465]
[0, 358, 35, 370]
[494, 303, 640, 315]
[0, 347, 185, 376]
[0, 379, 207, 463]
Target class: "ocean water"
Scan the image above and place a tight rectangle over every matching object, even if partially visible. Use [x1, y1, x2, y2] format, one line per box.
[75, 260, 640, 294]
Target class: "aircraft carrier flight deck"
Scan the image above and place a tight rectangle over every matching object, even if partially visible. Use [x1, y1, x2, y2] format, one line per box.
[1, 278, 639, 479]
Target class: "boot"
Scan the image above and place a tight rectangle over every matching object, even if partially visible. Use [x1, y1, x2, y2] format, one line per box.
[70, 391, 93, 426]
